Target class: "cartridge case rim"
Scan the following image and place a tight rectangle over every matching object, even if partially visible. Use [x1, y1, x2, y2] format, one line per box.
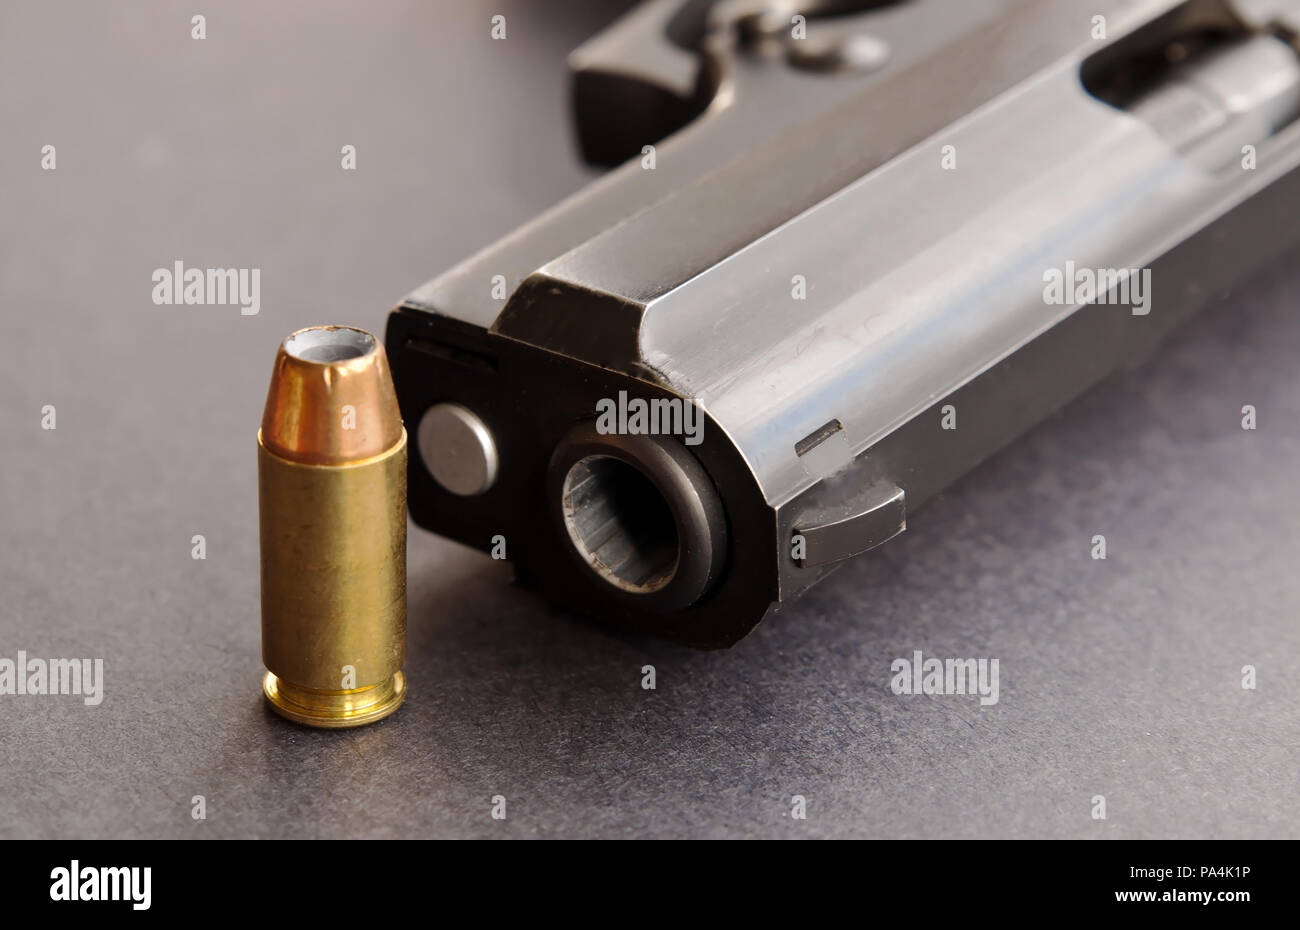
[263, 670, 406, 729]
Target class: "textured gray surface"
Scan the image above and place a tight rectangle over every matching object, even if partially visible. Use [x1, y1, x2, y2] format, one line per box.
[1, 0, 1297, 839]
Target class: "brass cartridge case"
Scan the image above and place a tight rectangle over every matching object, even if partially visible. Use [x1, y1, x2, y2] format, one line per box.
[258, 326, 407, 728]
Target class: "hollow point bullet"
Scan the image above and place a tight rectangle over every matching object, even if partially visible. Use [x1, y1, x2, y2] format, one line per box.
[258, 325, 407, 728]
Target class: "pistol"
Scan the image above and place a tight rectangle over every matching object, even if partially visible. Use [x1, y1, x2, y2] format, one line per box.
[385, 0, 1300, 647]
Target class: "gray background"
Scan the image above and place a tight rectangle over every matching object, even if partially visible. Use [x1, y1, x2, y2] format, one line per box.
[2, 0, 1297, 839]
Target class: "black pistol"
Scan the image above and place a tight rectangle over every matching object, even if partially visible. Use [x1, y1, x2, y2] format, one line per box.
[387, 0, 1300, 646]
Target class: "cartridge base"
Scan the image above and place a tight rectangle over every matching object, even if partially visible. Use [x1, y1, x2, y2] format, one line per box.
[262, 671, 406, 729]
